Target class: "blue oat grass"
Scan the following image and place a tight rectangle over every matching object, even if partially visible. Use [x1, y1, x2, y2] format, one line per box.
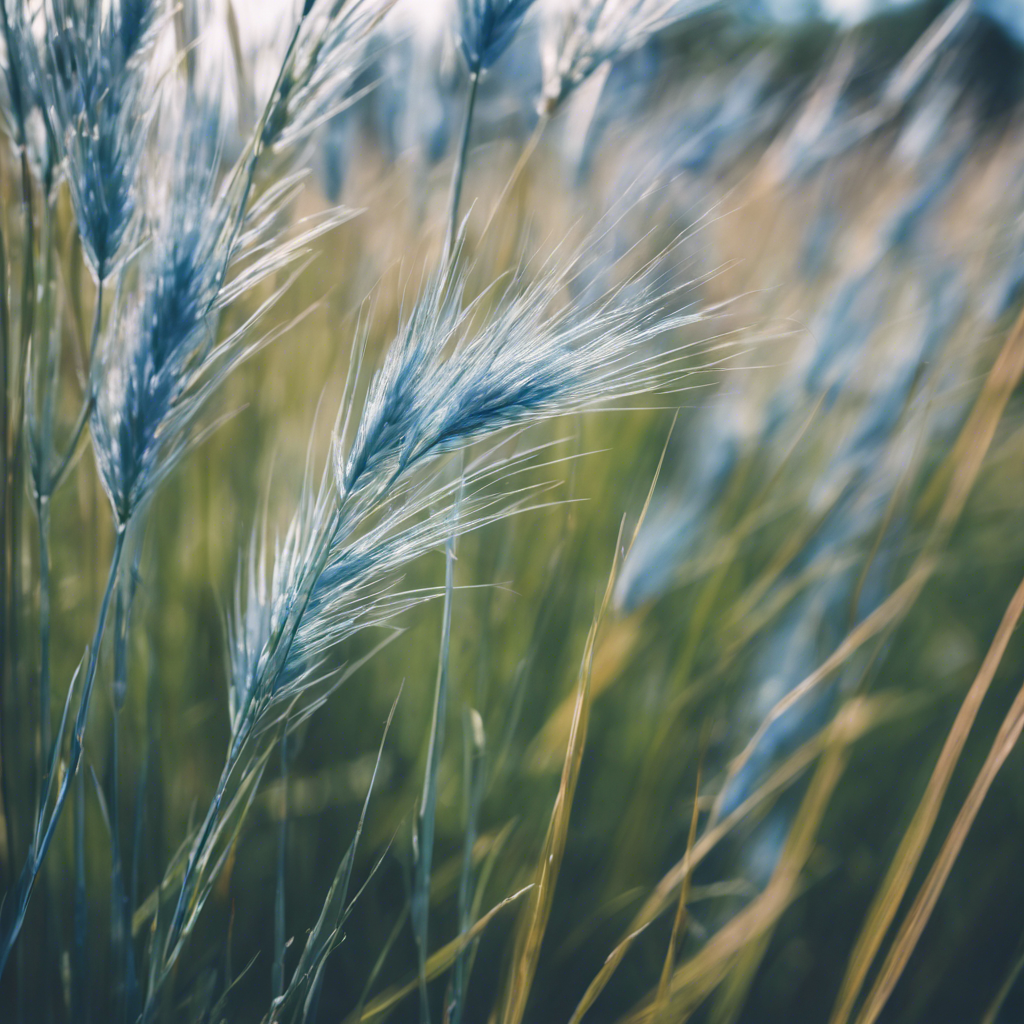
[539, 0, 714, 114]
[0, 0, 372, 983]
[444, 0, 538, 256]
[91, 102, 350, 528]
[0, 0, 44, 154]
[89, 107, 234, 527]
[155, 227, 713, 991]
[274, 223, 709, 718]
[45, 0, 160, 280]
[260, 0, 394, 152]
[456, 0, 538, 74]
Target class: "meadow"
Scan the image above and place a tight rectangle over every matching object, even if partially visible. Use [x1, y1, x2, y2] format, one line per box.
[1, 1, 1023, 1022]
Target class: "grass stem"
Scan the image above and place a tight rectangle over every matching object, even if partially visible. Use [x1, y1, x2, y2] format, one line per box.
[0, 525, 126, 983]
[413, 528, 457, 1024]
[443, 69, 480, 263]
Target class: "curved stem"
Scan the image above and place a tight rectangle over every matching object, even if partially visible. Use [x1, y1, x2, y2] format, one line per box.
[0, 525, 126, 984]
[111, 580, 140, 1024]
[0, 195, 10, 893]
[443, 68, 480, 264]
[87, 275, 103, 364]
[413, 527, 456, 1024]
[71, 768, 88, 1024]
[272, 731, 289, 1001]
[37, 496, 51, 791]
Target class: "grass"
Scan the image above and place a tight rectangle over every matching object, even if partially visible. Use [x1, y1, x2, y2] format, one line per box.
[1, 1, 1024, 1022]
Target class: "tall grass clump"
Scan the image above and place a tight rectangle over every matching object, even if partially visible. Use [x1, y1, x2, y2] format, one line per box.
[2, 0, 1024, 1022]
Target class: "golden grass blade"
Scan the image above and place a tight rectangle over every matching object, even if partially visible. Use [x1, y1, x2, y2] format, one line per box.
[654, 738, 705, 1015]
[569, 744, 822, 1023]
[567, 922, 656, 1024]
[830, 572, 1024, 1024]
[722, 501, 838, 634]
[851, 578, 1024, 1024]
[481, 114, 550, 243]
[566, 695, 897, 1023]
[499, 528, 622, 1024]
[708, 931, 772, 1024]
[527, 616, 639, 773]
[980, 935, 1024, 1024]
[627, 412, 678, 561]
[350, 885, 533, 1023]
[503, 455, 673, 1022]
[620, 698, 872, 1024]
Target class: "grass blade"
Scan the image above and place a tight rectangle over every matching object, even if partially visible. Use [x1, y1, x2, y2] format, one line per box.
[851, 575, 1024, 1024]
[499, 524, 623, 1024]
[272, 732, 289, 1002]
[622, 699, 872, 1023]
[447, 707, 487, 1024]
[353, 885, 534, 1023]
[831, 572, 1024, 1024]
[654, 735, 705, 1018]
[412, 517, 458, 1023]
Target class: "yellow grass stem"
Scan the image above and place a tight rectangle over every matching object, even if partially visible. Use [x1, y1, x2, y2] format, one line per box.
[567, 695, 897, 1024]
[830, 572, 1024, 1024]
[621, 698, 872, 1024]
[499, 528, 622, 1024]
[841, 572, 1024, 1024]
[351, 885, 534, 1023]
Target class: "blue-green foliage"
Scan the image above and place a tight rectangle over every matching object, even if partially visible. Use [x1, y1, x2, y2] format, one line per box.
[91, 114, 227, 524]
[46, 0, 158, 277]
[2, 2, 1024, 1022]
[456, 0, 538, 72]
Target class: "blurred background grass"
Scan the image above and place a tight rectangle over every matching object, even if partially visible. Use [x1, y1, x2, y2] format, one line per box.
[5, 0, 1024, 1021]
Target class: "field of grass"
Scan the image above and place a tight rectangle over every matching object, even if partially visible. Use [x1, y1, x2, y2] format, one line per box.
[1, 1, 1023, 1022]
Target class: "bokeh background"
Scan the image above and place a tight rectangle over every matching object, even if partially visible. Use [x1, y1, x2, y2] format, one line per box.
[4, 0, 1024, 1021]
